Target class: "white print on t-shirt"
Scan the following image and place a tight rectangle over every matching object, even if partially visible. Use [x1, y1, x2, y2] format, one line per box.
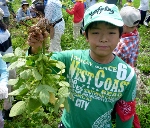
[71, 55, 93, 66]
[92, 109, 112, 128]
[68, 59, 135, 109]
[75, 98, 89, 110]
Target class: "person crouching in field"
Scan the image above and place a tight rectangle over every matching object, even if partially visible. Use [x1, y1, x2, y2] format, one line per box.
[27, 2, 138, 128]
[16, 0, 32, 23]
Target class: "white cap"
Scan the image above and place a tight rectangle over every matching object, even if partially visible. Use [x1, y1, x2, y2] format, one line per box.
[120, 6, 141, 27]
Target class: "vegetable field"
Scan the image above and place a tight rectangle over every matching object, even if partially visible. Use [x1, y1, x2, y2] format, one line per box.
[3, 0, 150, 128]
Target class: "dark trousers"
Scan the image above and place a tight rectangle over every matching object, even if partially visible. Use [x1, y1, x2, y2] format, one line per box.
[139, 10, 147, 25]
[145, 15, 150, 23]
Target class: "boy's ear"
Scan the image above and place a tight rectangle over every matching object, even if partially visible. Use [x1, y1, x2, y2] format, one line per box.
[84, 32, 89, 42]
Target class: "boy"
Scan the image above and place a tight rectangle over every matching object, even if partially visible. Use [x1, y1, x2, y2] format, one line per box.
[114, 6, 141, 68]
[28, 2, 137, 128]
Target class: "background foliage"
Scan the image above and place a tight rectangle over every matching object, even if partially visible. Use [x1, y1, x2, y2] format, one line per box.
[4, 0, 150, 127]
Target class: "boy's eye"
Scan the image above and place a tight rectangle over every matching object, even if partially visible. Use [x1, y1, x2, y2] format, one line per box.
[92, 32, 99, 34]
[109, 32, 116, 34]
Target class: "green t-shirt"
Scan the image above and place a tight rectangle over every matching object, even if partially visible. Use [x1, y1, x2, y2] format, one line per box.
[51, 49, 136, 128]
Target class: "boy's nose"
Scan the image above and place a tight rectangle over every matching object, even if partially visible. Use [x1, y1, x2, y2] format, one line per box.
[99, 34, 108, 43]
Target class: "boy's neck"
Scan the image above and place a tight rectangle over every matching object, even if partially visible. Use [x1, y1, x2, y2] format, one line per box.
[90, 52, 115, 64]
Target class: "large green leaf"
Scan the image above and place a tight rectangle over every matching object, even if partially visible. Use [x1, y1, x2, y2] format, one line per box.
[32, 68, 42, 80]
[42, 85, 56, 93]
[64, 98, 69, 113]
[9, 88, 27, 96]
[14, 47, 24, 57]
[34, 85, 44, 94]
[2, 53, 15, 62]
[39, 89, 50, 105]
[54, 97, 65, 113]
[27, 97, 42, 113]
[56, 61, 65, 69]
[9, 101, 26, 117]
[8, 78, 19, 85]
[59, 81, 70, 87]
[16, 58, 26, 68]
[20, 69, 32, 79]
[58, 86, 69, 98]
[8, 61, 18, 70]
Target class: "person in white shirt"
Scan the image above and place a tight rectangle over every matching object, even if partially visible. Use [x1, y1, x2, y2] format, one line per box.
[85, 0, 97, 10]
[44, 0, 65, 52]
[138, 0, 149, 25]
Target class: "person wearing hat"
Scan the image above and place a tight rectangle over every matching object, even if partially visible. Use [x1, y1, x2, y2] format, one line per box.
[0, 0, 10, 28]
[114, 6, 141, 68]
[113, 6, 141, 128]
[16, 0, 32, 22]
[62, 0, 85, 39]
[27, 2, 137, 128]
[0, 7, 16, 122]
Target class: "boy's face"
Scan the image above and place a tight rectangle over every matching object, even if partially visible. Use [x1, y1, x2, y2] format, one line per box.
[86, 22, 120, 62]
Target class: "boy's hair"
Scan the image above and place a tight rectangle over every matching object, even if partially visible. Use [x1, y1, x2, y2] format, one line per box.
[120, 6, 141, 27]
[85, 21, 123, 38]
[83, 2, 123, 30]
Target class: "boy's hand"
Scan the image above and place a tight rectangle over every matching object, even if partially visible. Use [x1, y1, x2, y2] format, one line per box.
[27, 25, 49, 54]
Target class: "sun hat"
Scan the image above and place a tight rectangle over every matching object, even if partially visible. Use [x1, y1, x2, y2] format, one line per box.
[120, 6, 141, 27]
[0, 8, 4, 20]
[83, 2, 123, 30]
[21, 0, 29, 6]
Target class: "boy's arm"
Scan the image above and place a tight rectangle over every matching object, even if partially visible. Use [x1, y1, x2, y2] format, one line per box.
[116, 67, 137, 128]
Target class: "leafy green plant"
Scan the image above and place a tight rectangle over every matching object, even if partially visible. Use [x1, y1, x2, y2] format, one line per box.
[2, 47, 70, 117]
